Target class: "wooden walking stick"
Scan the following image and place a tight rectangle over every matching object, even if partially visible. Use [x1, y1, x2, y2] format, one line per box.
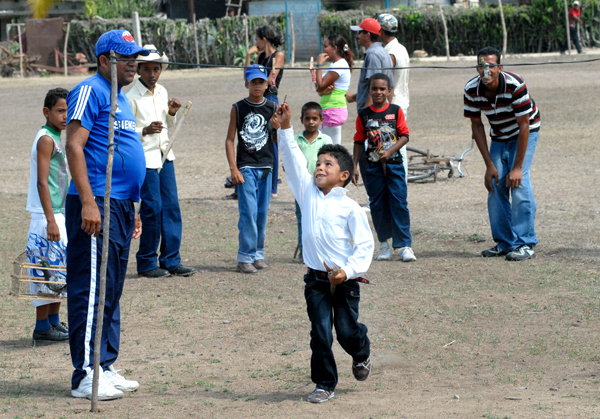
[159, 101, 193, 173]
[91, 50, 118, 412]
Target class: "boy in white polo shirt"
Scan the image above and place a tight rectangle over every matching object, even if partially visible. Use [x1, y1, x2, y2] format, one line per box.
[277, 102, 374, 404]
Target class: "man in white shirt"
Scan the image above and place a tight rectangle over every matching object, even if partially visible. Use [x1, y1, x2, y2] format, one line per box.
[378, 13, 410, 180]
[276, 102, 374, 404]
[127, 45, 196, 278]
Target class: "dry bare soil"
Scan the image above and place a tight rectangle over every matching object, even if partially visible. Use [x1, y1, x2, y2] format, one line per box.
[1, 55, 599, 419]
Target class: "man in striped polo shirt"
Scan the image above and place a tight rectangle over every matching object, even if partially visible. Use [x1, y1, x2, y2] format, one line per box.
[464, 46, 540, 261]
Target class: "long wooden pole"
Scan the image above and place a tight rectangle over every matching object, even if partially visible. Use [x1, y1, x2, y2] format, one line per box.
[90, 50, 117, 413]
[498, 0, 507, 57]
[564, 0, 571, 55]
[63, 22, 70, 77]
[439, 6, 450, 61]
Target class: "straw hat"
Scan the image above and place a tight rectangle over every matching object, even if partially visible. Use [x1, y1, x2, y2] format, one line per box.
[137, 44, 169, 70]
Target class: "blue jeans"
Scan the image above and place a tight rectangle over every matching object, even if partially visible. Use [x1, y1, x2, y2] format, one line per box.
[136, 160, 182, 272]
[237, 167, 272, 263]
[488, 132, 538, 252]
[364, 163, 412, 248]
[265, 95, 279, 195]
[295, 200, 302, 252]
[304, 273, 370, 391]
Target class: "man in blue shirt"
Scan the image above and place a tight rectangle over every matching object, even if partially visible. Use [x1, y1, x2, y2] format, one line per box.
[65, 29, 148, 401]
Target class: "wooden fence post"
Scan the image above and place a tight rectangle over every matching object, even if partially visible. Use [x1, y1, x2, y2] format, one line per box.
[193, 13, 200, 66]
[564, 0, 571, 55]
[63, 22, 70, 77]
[289, 10, 295, 67]
[498, 0, 507, 57]
[439, 6, 450, 61]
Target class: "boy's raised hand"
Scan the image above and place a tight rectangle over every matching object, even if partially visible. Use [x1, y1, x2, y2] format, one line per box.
[168, 98, 181, 116]
[276, 103, 292, 129]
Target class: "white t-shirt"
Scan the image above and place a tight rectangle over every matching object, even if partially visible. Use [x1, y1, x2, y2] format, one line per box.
[324, 58, 351, 92]
[384, 38, 410, 112]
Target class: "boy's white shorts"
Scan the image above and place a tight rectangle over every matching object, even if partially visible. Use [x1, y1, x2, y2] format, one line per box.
[27, 213, 68, 307]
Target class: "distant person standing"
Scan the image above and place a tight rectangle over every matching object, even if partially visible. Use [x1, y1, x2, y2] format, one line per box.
[313, 34, 353, 145]
[346, 18, 395, 191]
[378, 13, 410, 180]
[246, 25, 285, 198]
[464, 47, 541, 262]
[561, 1, 586, 54]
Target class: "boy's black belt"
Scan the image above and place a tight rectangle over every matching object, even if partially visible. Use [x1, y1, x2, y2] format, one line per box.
[306, 268, 375, 285]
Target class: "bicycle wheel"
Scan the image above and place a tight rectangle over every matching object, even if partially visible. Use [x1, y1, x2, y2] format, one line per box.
[407, 163, 436, 182]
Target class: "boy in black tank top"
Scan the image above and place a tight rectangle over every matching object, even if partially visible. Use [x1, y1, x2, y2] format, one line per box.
[225, 64, 277, 274]
[353, 74, 416, 263]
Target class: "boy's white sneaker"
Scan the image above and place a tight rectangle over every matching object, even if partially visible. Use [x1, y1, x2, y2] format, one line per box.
[376, 241, 391, 261]
[71, 370, 124, 400]
[104, 365, 139, 392]
[398, 247, 417, 262]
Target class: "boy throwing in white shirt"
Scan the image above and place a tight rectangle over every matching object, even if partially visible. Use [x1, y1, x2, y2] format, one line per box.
[276, 102, 375, 404]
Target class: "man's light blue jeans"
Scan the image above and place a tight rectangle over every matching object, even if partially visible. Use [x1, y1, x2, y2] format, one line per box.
[488, 131, 539, 252]
[237, 167, 272, 263]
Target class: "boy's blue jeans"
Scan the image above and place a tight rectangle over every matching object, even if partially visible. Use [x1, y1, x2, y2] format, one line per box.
[364, 163, 412, 248]
[237, 167, 272, 263]
[304, 273, 370, 391]
[488, 132, 538, 252]
[136, 160, 182, 272]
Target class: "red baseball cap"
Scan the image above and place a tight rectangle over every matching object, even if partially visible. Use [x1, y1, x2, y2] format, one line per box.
[350, 18, 381, 35]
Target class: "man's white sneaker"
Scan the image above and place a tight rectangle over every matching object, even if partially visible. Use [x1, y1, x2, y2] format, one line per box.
[71, 370, 124, 400]
[104, 365, 139, 392]
[376, 241, 391, 261]
[398, 247, 417, 262]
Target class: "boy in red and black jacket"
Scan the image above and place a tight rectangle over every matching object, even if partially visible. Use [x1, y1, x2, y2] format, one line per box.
[353, 73, 416, 263]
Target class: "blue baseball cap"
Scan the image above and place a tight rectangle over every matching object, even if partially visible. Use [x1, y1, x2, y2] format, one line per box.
[245, 64, 268, 82]
[95, 29, 150, 57]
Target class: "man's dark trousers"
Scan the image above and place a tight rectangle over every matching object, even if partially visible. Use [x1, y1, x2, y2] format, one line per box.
[66, 195, 134, 389]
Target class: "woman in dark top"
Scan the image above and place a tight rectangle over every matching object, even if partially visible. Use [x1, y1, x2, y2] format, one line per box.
[245, 25, 285, 197]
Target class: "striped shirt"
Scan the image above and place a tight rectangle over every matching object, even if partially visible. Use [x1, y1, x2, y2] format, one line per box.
[464, 71, 540, 143]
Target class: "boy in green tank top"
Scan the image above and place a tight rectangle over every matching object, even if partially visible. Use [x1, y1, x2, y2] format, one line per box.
[26, 88, 70, 342]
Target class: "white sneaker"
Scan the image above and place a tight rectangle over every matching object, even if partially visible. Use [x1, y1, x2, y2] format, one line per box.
[376, 241, 391, 261]
[399, 247, 417, 262]
[71, 369, 124, 400]
[104, 365, 139, 392]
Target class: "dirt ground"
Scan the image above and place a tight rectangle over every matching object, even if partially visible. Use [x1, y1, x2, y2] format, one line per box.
[1, 53, 600, 419]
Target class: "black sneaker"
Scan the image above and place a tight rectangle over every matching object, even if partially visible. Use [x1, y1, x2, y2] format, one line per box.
[32, 326, 69, 342]
[53, 322, 69, 334]
[352, 356, 372, 381]
[505, 245, 536, 261]
[307, 388, 334, 403]
[138, 268, 171, 278]
[169, 265, 197, 277]
[481, 245, 508, 258]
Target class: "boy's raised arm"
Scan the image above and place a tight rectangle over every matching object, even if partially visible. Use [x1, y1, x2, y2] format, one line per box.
[276, 103, 312, 202]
